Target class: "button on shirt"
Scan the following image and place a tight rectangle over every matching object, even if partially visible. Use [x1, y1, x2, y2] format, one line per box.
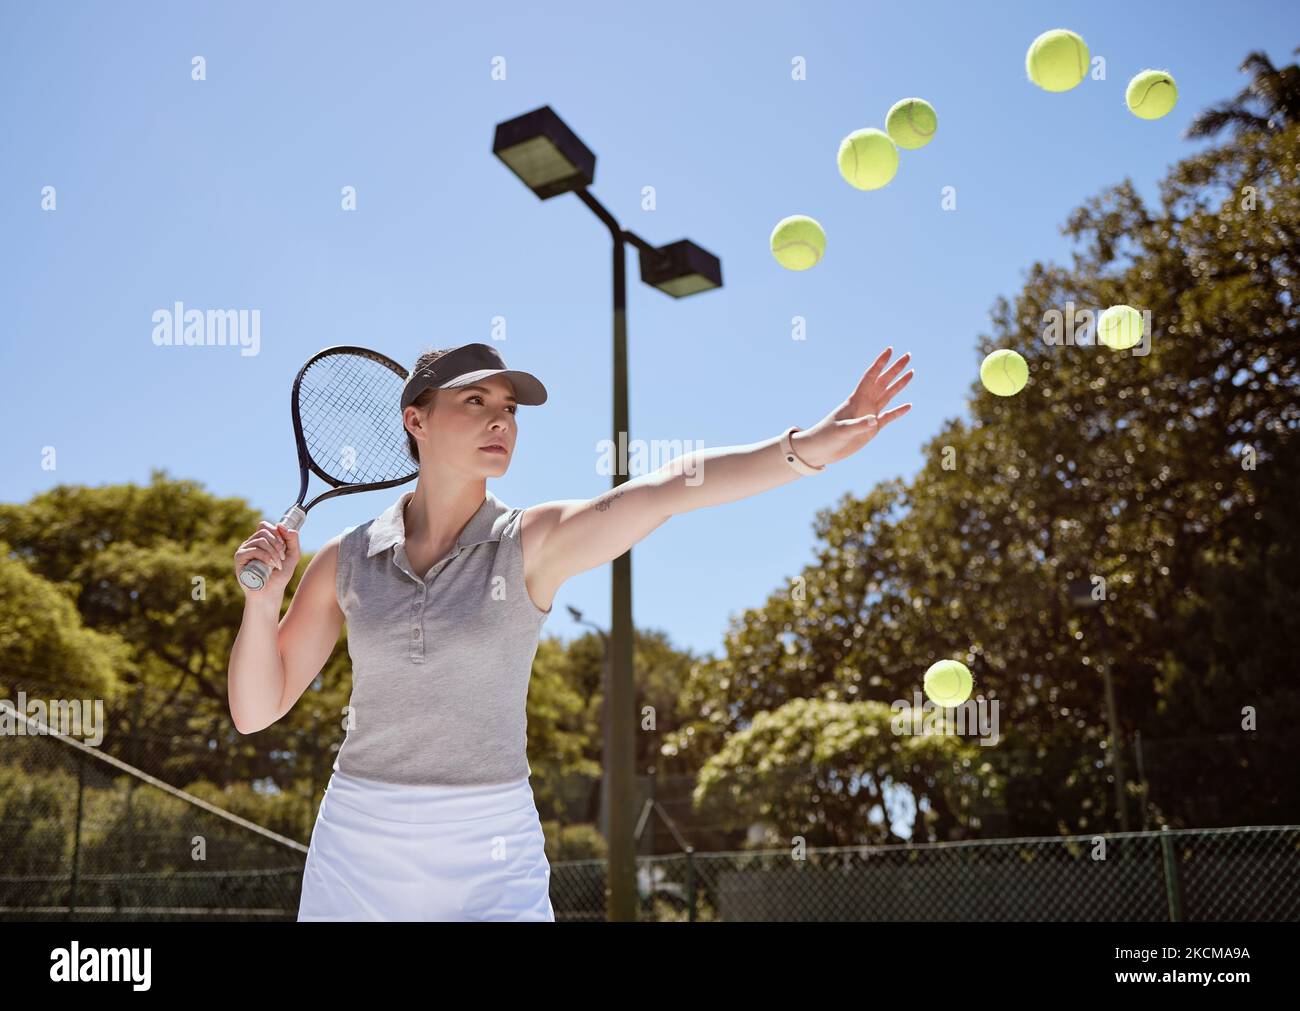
[333, 489, 552, 786]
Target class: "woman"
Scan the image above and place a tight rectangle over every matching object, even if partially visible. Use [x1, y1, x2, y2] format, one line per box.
[227, 340, 913, 921]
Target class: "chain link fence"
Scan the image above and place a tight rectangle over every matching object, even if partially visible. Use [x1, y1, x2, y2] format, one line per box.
[1, 700, 305, 921]
[550, 825, 1300, 922]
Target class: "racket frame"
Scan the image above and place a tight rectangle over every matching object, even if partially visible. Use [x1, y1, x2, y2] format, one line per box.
[238, 345, 419, 591]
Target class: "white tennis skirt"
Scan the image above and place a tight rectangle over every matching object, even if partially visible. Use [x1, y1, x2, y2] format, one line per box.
[297, 769, 554, 922]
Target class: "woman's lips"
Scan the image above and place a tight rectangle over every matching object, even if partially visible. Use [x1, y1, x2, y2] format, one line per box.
[480, 446, 507, 454]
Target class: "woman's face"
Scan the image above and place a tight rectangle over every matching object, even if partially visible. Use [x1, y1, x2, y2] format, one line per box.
[416, 373, 519, 474]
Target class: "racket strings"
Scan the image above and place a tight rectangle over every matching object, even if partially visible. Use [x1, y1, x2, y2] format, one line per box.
[297, 353, 417, 485]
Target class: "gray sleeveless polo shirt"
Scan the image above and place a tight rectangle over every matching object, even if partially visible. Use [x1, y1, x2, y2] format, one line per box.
[332, 489, 552, 787]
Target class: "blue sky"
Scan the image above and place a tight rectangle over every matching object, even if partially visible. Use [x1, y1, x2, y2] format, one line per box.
[1, 0, 1294, 657]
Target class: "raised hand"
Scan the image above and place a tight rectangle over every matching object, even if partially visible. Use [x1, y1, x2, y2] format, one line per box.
[792, 347, 914, 469]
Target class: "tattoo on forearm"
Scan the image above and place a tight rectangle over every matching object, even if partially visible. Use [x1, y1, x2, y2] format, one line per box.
[594, 491, 626, 513]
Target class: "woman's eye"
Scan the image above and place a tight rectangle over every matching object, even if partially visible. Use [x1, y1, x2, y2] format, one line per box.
[468, 395, 516, 415]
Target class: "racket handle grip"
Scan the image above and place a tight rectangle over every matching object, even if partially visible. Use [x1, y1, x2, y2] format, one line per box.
[238, 506, 308, 591]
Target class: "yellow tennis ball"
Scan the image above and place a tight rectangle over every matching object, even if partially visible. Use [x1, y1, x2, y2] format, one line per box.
[924, 660, 974, 707]
[1126, 69, 1178, 120]
[769, 214, 826, 271]
[1025, 29, 1089, 92]
[837, 128, 899, 190]
[980, 349, 1029, 396]
[885, 98, 938, 150]
[1097, 304, 1144, 349]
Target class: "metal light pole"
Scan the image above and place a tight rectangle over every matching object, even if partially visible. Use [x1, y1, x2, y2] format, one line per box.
[493, 106, 722, 921]
[1068, 577, 1131, 833]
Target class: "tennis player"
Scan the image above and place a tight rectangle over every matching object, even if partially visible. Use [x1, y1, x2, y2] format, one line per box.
[227, 340, 913, 921]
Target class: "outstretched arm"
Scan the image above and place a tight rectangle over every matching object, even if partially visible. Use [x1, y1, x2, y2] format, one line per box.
[524, 347, 914, 598]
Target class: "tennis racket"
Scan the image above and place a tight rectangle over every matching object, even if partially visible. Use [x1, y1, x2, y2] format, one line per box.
[238, 345, 419, 591]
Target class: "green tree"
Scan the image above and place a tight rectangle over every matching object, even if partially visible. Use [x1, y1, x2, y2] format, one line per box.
[0, 544, 130, 700]
[693, 698, 999, 846]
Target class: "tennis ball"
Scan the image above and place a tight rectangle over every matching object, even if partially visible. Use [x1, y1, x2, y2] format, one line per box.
[924, 660, 974, 708]
[1025, 29, 1089, 92]
[885, 98, 938, 150]
[837, 128, 899, 190]
[1097, 304, 1144, 349]
[1126, 69, 1178, 120]
[980, 349, 1029, 396]
[770, 215, 826, 271]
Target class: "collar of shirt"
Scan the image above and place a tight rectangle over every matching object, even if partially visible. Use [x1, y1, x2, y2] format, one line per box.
[366, 489, 512, 559]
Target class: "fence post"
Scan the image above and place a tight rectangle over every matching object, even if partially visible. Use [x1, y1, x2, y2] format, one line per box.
[1159, 827, 1183, 922]
[67, 749, 86, 921]
[685, 846, 696, 922]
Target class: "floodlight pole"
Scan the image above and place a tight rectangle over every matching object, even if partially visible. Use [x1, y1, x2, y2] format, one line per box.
[493, 106, 721, 922]
[574, 188, 638, 922]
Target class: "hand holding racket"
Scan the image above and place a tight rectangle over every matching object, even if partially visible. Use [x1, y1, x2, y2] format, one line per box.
[233, 521, 300, 596]
[237, 345, 419, 592]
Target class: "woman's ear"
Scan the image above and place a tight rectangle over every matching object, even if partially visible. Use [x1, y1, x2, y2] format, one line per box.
[402, 403, 424, 447]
